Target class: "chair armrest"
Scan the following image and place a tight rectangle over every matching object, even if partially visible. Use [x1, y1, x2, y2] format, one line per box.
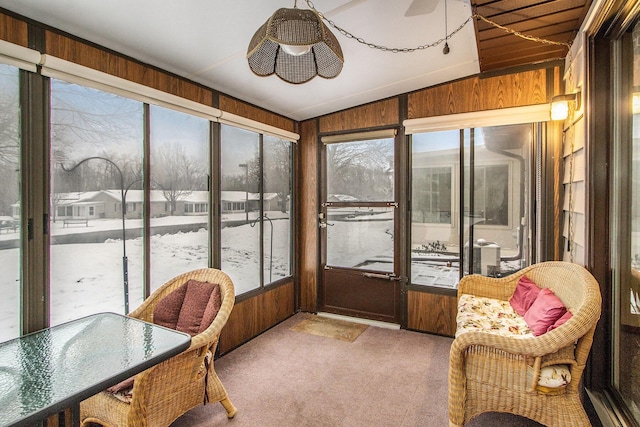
[458, 273, 522, 301]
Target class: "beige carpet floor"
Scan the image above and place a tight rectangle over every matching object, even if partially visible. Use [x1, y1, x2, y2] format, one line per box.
[169, 312, 598, 426]
[171, 312, 453, 426]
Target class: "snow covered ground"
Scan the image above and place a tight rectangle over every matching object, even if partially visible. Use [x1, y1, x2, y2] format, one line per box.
[0, 212, 290, 342]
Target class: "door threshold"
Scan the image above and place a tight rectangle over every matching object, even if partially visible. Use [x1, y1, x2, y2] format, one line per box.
[317, 312, 401, 330]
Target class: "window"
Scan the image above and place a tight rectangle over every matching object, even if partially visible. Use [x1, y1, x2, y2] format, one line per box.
[50, 79, 144, 324]
[221, 125, 261, 295]
[149, 105, 210, 291]
[465, 164, 510, 226]
[221, 125, 294, 295]
[410, 123, 535, 289]
[0, 64, 21, 341]
[412, 166, 452, 224]
[324, 137, 395, 272]
[610, 18, 640, 424]
[57, 205, 73, 217]
[263, 135, 292, 283]
[1, 44, 298, 338]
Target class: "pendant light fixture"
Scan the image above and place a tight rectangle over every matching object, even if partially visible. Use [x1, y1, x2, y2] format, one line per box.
[247, 0, 344, 84]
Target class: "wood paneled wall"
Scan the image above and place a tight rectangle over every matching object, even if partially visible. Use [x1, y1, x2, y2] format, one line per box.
[319, 98, 400, 133]
[45, 31, 214, 106]
[219, 281, 295, 354]
[298, 120, 319, 312]
[0, 13, 27, 46]
[407, 291, 457, 337]
[408, 68, 550, 118]
[220, 95, 295, 132]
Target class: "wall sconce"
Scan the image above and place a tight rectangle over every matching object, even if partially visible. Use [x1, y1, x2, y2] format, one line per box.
[550, 92, 581, 121]
[633, 92, 640, 114]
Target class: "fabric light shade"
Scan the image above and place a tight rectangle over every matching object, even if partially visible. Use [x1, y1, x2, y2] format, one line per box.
[247, 7, 344, 84]
[550, 92, 581, 121]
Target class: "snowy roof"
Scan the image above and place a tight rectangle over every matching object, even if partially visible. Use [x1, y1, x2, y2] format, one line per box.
[53, 190, 279, 205]
[327, 194, 358, 202]
[221, 191, 278, 202]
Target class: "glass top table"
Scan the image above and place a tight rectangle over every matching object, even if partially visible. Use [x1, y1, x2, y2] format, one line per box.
[0, 312, 191, 427]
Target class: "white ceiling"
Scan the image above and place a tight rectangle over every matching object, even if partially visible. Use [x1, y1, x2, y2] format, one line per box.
[0, 0, 480, 121]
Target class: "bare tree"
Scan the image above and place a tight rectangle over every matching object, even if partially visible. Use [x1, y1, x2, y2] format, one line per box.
[51, 82, 141, 152]
[264, 139, 291, 213]
[152, 142, 206, 215]
[326, 139, 393, 201]
[0, 67, 20, 216]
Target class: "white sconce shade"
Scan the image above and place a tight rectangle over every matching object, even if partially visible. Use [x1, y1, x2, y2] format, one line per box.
[550, 92, 581, 121]
[551, 99, 570, 121]
[633, 92, 640, 115]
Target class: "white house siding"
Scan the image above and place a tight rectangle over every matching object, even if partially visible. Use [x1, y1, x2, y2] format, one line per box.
[561, 34, 587, 265]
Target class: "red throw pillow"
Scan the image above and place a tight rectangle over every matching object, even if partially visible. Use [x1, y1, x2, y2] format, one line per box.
[524, 288, 567, 336]
[509, 275, 541, 316]
[198, 284, 222, 333]
[153, 283, 189, 330]
[106, 375, 135, 394]
[153, 279, 221, 336]
[175, 280, 217, 336]
[547, 310, 572, 332]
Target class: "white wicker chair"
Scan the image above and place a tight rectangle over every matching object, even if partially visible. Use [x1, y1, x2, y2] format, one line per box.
[448, 261, 602, 427]
[80, 268, 237, 427]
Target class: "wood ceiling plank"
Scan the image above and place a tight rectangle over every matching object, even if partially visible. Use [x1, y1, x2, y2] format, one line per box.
[477, 11, 581, 41]
[476, 0, 586, 26]
[478, 28, 576, 49]
[476, 0, 585, 19]
[480, 47, 567, 71]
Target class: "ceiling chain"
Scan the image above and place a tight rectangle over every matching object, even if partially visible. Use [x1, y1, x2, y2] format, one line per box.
[304, 0, 572, 52]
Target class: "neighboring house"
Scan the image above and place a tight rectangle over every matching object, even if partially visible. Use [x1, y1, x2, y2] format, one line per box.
[48, 190, 286, 220]
[221, 191, 284, 214]
[54, 191, 107, 220]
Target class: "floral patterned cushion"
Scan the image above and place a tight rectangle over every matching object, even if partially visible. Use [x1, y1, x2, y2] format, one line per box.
[456, 294, 533, 338]
[456, 294, 571, 389]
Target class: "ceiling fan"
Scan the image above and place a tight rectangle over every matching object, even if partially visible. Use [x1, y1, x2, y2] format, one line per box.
[404, 0, 460, 17]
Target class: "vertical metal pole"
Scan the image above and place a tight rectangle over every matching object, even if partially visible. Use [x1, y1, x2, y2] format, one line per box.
[121, 185, 129, 314]
[245, 166, 249, 223]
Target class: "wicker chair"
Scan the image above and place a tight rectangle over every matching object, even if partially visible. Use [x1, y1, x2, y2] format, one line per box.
[448, 261, 602, 427]
[80, 268, 237, 427]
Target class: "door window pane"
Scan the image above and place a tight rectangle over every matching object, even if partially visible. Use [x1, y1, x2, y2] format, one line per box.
[325, 137, 395, 273]
[149, 106, 209, 292]
[263, 136, 292, 283]
[50, 80, 143, 323]
[326, 139, 394, 202]
[221, 125, 260, 295]
[326, 206, 394, 271]
[0, 64, 21, 341]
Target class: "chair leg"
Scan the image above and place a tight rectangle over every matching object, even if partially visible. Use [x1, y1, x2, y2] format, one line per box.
[220, 397, 237, 418]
